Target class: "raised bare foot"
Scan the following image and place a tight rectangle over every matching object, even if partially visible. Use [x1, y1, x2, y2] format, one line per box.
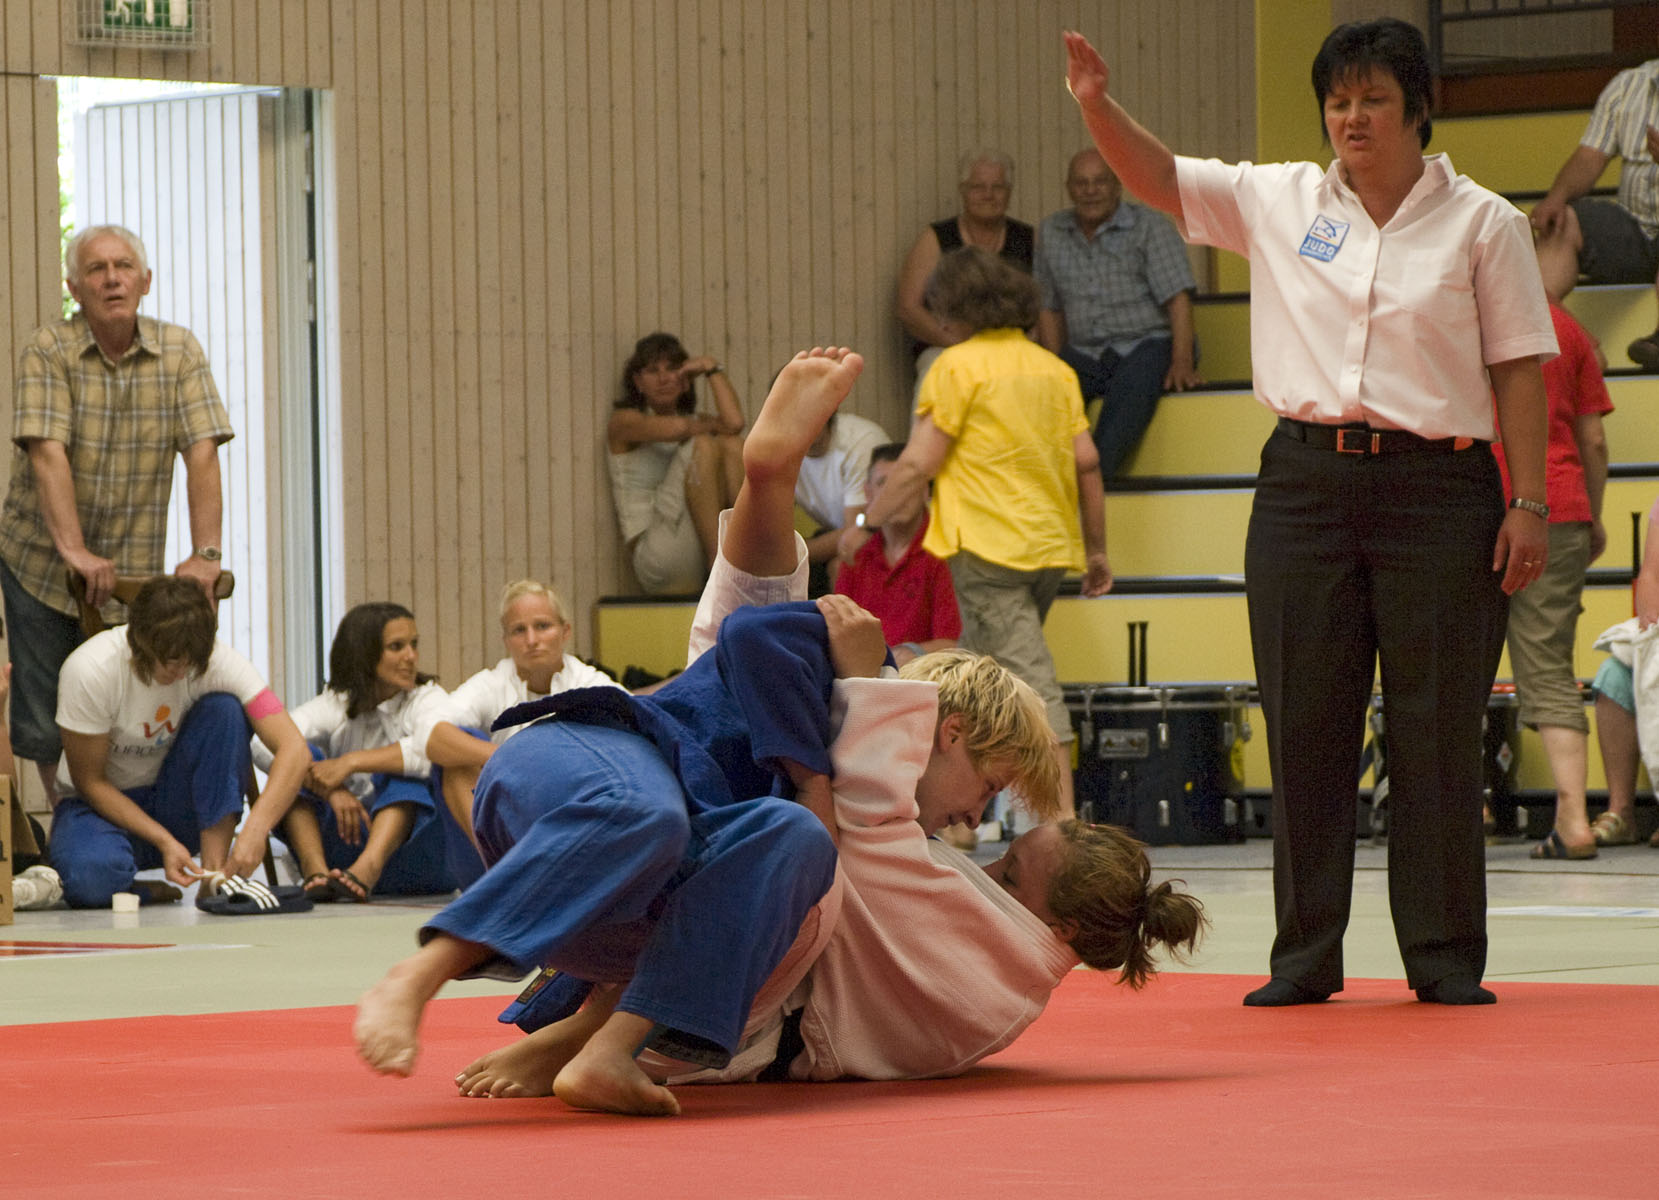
[742, 347, 864, 484]
[456, 1025, 588, 1099]
[553, 1046, 680, 1117]
[353, 965, 427, 1076]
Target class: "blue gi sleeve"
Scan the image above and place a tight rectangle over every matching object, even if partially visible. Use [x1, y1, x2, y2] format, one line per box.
[714, 602, 837, 781]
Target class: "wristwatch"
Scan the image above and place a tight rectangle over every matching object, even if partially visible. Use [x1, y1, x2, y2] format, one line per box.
[854, 512, 878, 531]
[1508, 498, 1550, 520]
[194, 546, 223, 562]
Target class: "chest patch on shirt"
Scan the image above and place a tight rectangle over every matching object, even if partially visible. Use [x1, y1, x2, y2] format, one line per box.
[1299, 214, 1350, 263]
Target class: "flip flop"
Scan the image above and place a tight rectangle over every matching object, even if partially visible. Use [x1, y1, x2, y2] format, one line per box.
[1589, 811, 1637, 846]
[325, 869, 372, 904]
[195, 875, 314, 916]
[302, 873, 336, 903]
[1530, 831, 1597, 861]
[1627, 333, 1659, 372]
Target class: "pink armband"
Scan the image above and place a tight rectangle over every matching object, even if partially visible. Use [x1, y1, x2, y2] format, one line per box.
[244, 689, 285, 720]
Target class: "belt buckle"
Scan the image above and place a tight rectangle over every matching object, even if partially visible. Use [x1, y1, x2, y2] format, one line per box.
[1335, 428, 1378, 454]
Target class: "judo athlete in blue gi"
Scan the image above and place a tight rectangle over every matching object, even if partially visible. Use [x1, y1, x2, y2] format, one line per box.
[354, 348, 876, 1114]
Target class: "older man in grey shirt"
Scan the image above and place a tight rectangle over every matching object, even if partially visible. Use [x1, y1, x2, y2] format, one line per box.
[1035, 149, 1199, 479]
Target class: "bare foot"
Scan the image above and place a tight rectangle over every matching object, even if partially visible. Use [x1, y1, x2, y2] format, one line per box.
[456, 1024, 589, 1098]
[553, 1047, 680, 1117]
[742, 347, 865, 484]
[353, 964, 428, 1076]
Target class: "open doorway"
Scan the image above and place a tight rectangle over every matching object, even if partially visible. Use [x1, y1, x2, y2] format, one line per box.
[55, 78, 336, 707]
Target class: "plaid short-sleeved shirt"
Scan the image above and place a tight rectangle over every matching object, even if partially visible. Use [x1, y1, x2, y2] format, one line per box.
[0, 314, 233, 617]
[1581, 59, 1659, 235]
[1033, 201, 1196, 357]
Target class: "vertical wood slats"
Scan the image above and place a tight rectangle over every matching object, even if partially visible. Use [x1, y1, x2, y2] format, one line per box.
[6, 0, 1253, 689]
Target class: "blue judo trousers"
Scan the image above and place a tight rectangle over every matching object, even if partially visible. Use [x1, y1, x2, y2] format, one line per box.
[421, 602, 846, 1068]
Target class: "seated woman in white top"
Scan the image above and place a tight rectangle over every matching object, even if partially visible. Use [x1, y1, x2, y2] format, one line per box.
[270, 602, 461, 903]
[50, 576, 309, 908]
[607, 332, 746, 595]
[418, 579, 624, 845]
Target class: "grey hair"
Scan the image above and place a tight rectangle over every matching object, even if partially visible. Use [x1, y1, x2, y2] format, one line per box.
[957, 148, 1014, 188]
[64, 224, 149, 283]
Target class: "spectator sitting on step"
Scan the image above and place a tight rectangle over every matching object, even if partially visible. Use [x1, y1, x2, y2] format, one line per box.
[1532, 51, 1659, 370]
[1035, 149, 1201, 479]
[833, 442, 960, 669]
[795, 411, 890, 595]
[1586, 493, 1659, 850]
[607, 333, 746, 595]
[896, 150, 1035, 390]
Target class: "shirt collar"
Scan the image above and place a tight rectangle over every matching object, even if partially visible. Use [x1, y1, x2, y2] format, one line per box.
[72, 313, 158, 365]
[1318, 152, 1453, 223]
[1072, 200, 1135, 241]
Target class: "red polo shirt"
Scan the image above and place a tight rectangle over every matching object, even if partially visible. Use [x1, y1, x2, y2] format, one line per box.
[835, 513, 962, 646]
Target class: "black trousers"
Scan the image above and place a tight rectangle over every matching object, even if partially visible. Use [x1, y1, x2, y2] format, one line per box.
[1245, 427, 1508, 993]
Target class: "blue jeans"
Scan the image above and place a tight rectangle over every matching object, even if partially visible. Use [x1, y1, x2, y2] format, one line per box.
[50, 693, 251, 907]
[1061, 337, 1172, 480]
[300, 742, 458, 896]
[0, 558, 85, 764]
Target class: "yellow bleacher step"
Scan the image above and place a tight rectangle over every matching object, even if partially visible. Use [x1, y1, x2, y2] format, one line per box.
[1122, 388, 1270, 478]
[1105, 489, 1252, 577]
[1563, 286, 1655, 371]
[1433, 110, 1591, 196]
[1191, 296, 1251, 383]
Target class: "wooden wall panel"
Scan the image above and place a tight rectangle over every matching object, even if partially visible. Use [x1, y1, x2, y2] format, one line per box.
[6, 0, 1255, 684]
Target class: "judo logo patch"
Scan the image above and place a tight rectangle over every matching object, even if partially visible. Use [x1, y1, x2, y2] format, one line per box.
[1299, 214, 1350, 263]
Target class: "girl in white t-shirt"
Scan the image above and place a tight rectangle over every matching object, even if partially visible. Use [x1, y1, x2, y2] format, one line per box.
[51, 577, 310, 907]
[274, 603, 460, 903]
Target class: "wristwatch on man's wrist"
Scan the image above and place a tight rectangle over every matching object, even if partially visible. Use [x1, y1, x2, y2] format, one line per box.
[194, 545, 223, 562]
[1508, 497, 1550, 520]
[854, 512, 878, 531]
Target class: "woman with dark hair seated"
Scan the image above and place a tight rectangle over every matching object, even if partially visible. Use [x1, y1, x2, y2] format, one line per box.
[270, 602, 462, 903]
[49, 576, 310, 908]
[607, 332, 746, 595]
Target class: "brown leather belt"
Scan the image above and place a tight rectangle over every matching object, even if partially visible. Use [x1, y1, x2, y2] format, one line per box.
[1276, 417, 1473, 455]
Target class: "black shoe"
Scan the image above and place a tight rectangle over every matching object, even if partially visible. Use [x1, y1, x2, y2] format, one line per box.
[1415, 977, 1495, 1006]
[1242, 978, 1332, 1007]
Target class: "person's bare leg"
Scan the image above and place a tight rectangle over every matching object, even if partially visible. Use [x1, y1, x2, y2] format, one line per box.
[684, 434, 726, 563]
[281, 803, 331, 882]
[440, 765, 482, 851]
[456, 983, 622, 1098]
[717, 432, 745, 506]
[1595, 695, 1640, 827]
[337, 802, 416, 897]
[33, 759, 61, 809]
[196, 812, 238, 876]
[726, 347, 864, 578]
[552, 1009, 680, 1116]
[1533, 205, 1582, 304]
[354, 932, 494, 1076]
[1539, 724, 1593, 851]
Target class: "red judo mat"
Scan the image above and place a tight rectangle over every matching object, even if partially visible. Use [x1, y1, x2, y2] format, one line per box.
[4, 971, 1654, 1200]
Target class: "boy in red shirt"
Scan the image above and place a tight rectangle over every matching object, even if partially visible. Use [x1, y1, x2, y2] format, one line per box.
[834, 443, 961, 667]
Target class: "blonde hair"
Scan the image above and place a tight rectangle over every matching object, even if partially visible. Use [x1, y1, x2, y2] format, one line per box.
[899, 649, 1060, 820]
[498, 579, 570, 628]
[1049, 821, 1208, 985]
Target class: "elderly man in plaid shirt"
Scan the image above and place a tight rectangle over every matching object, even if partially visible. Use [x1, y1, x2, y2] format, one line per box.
[0, 224, 231, 805]
[1035, 148, 1200, 480]
[1532, 55, 1659, 370]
